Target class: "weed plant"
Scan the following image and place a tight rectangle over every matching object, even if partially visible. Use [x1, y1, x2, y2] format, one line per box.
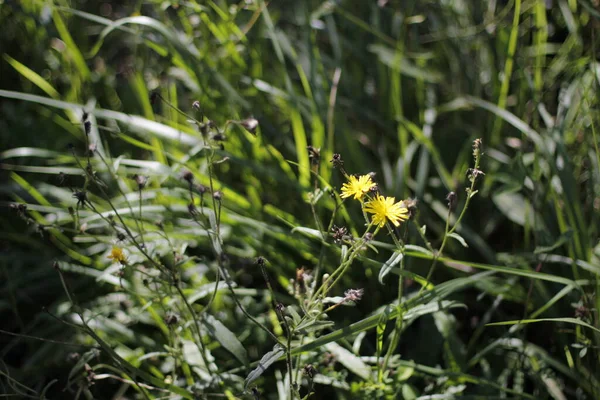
[1, 1, 599, 399]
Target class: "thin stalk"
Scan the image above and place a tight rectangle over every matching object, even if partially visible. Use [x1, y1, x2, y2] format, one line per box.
[73, 152, 213, 377]
[311, 225, 375, 302]
[421, 143, 482, 292]
[379, 223, 408, 379]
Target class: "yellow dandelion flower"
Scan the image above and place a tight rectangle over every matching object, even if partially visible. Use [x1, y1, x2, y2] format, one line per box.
[364, 195, 409, 227]
[340, 174, 374, 201]
[107, 246, 127, 265]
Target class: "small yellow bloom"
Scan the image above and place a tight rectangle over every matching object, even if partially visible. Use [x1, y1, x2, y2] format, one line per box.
[107, 246, 127, 265]
[364, 195, 409, 227]
[340, 175, 374, 201]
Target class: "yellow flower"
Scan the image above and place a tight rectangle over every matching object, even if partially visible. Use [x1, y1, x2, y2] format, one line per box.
[364, 195, 409, 227]
[340, 175, 374, 201]
[107, 246, 127, 265]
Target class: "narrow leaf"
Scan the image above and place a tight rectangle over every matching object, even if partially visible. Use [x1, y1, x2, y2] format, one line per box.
[203, 314, 248, 366]
[324, 342, 371, 380]
[487, 317, 600, 334]
[379, 251, 404, 283]
[447, 232, 469, 248]
[244, 344, 285, 390]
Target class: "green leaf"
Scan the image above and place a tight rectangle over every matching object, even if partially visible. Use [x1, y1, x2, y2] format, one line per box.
[396, 116, 453, 190]
[291, 299, 467, 357]
[376, 305, 393, 367]
[447, 232, 468, 248]
[368, 44, 443, 83]
[68, 348, 100, 383]
[534, 230, 573, 254]
[88, 16, 195, 59]
[464, 96, 545, 150]
[203, 314, 249, 366]
[492, 191, 535, 227]
[324, 342, 371, 380]
[52, 10, 90, 79]
[0, 90, 198, 145]
[295, 319, 335, 334]
[3, 55, 60, 98]
[286, 306, 302, 326]
[291, 226, 324, 240]
[244, 344, 285, 390]
[487, 317, 600, 334]
[289, 108, 310, 188]
[379, 251, 404, 284]
[187, 282, 230, 304]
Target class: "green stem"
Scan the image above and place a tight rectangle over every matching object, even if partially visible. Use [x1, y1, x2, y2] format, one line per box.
[421, 150, 481, 293]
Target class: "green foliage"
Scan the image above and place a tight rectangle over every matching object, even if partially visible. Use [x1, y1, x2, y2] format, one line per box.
[1, 1, 599, 399]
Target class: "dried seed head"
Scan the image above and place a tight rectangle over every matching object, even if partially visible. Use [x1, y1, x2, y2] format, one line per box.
[240, 118, 259, 134]
[332, 225, 348, 244]
[84, 120, 91, 135]
[212, 190, 223, 201]
[402, 198, 419, 218]
[73, 191, 87, 207]
[182, 170, 194, 184]
[303, 364, 316, 379]
[195, 184, 207, 195]
[192, 100, 201, 110]
[133, 174, 148, 190]
[321, 351, 336, 366]
[574, 304, 589, 318]
[307, 146, 321, 165]
[446, 191, 457, 210]
[467, 168, 485, 181]
[200, 123, 209, 137]
[295, 266, 306, 292]
[473, 138, 482, 158]
[344, 288, 364, 303]
[212, 133, 226, 141]
[10, 203, 28, 217]
[330, 153, 343, 168]
[187, 202, 197, 215]
[256, 256, 267, 266]
[164, 313, 178, 326]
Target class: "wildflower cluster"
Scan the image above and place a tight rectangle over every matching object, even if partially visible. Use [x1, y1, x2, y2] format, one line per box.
[338, 169, 410, 231]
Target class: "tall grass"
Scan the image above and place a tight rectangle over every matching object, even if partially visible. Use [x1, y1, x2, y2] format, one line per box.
[1, 1, 599, 399]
